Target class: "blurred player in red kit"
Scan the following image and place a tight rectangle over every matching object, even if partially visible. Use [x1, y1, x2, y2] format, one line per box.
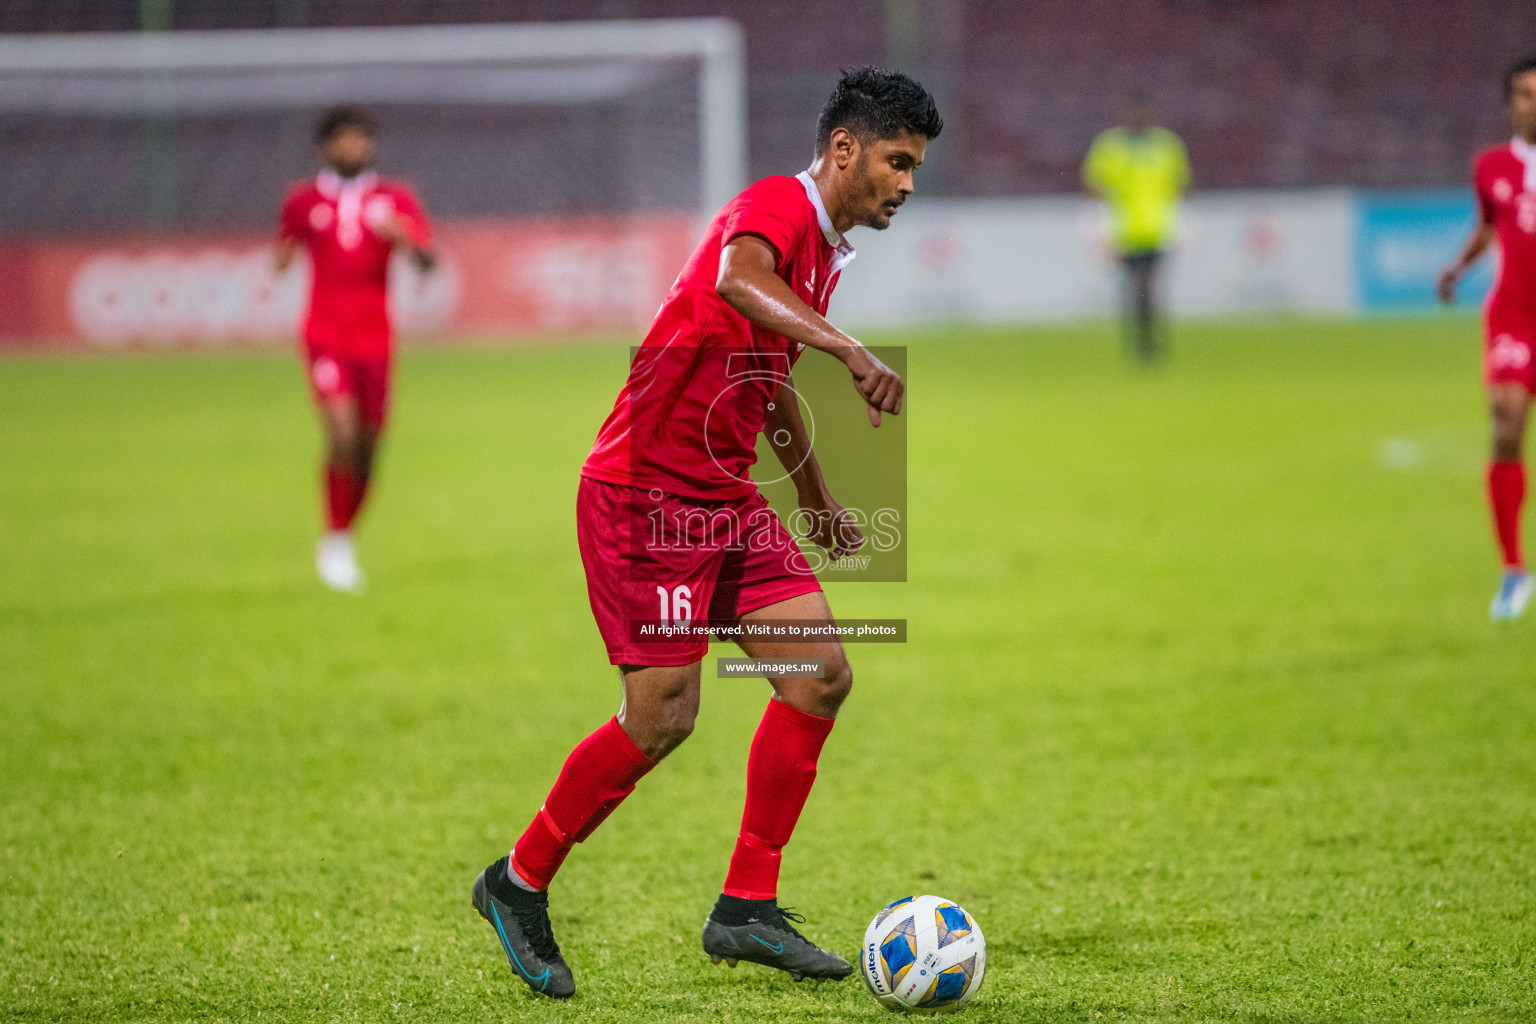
[1440, 55, 1536, 619]
[275, 106, 434, 592]
[468, 68, 941, 999]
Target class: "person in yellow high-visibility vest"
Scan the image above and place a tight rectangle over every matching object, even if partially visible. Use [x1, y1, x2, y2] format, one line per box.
[1083, 95, 1191, 362]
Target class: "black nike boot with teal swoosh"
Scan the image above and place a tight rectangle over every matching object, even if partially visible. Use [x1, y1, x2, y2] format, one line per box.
[472, 857, 575, 999]
[701, 894, 854, 982]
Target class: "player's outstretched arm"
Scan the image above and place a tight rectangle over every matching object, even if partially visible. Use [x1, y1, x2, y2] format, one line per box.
[764, 379, 863, 560]
[273, 237, 300, 274]
[1438, 221, 1495, 304]
[717, 234, 902, 427]
[377, 216, 436, 272]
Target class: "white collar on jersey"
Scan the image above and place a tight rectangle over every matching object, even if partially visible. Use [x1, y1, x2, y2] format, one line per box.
[1513, 137, 1536, 193]
[315, 167, 378, 199]
[795, 171, 857, 272]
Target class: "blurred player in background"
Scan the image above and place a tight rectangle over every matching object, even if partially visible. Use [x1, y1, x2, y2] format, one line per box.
[1083, 93, 1191, 363]
[470, 67, 940, 1000]
[275, 106, 435, 593]
[1438, 55, 1536, 620]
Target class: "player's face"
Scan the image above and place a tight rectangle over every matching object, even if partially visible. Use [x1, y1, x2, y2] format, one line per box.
[851, 131, 927, 231]
[1510, 70, 1536, 141]
[321, 127, 377, 178]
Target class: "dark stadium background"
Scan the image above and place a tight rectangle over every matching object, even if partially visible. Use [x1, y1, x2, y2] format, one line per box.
[0, 0, 1526, 222]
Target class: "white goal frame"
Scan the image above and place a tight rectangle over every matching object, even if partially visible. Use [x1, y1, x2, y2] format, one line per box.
[0, 18, 747, 218]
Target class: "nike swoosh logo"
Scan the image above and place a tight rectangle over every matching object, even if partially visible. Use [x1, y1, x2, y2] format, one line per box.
[749, 934, 784, 955]
[489, 903, 551, 990]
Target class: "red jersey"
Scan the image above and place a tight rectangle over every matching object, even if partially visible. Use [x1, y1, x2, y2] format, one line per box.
[278, 169, 432, 357]
[1475, 141, 1536, 320]
[582, 173, 856, 499]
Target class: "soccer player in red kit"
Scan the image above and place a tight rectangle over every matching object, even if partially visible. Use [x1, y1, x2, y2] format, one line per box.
[275, 106, 434, 593]
[470, 68, 941, 999]
[1440, 55, 1536, 620]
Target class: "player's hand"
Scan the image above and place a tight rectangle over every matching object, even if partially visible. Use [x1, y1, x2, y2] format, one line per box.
[273, 238, 298, 275]
[844, 345, 903, 427]
[374, 215, 415, 247]
[1436, 265, 1460, 305]
[798, 493, 865, 560]
[375, 216, 435, 271]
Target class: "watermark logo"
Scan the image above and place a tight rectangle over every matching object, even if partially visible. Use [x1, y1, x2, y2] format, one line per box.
[624, 343, 907, 583]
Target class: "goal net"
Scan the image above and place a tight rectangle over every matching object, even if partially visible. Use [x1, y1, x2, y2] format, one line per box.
[0, 20, 745, 347]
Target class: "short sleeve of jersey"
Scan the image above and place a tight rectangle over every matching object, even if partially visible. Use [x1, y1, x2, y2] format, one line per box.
[720, 178, 805, 268]
[1474, 155, 1497, 225]
[278, 187, 308, 242]
[390, 184, 433, 248]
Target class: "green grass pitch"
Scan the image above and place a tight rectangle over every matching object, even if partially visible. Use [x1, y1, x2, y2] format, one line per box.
[3, 316, 1535, 1022]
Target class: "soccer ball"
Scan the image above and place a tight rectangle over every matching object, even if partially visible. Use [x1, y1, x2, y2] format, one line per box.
[860, 895, 986, 1014]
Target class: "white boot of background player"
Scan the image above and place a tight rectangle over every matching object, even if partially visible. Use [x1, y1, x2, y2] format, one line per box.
[317, 530, 365, 593]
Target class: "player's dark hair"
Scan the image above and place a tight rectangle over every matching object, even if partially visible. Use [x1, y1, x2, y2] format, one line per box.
[815, 66, 942, 154]
[315, 105, 379, 144]
[1504, 55, 1536, 103]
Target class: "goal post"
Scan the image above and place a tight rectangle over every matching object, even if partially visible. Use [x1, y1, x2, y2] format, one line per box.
[0, 20, 748, 347]
[0, 19, 746, 220]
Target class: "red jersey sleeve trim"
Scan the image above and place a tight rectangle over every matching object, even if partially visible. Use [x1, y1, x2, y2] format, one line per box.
[278, 185, 310, 242]
[385, 182, 433, 248]
[721, 229, 784, 267]
[719, 177, 807, 273]
[1473, 151, 1497, 226]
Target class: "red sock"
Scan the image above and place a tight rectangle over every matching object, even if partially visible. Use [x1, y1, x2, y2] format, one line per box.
[345, 471, 371, 525]
[509, 716, 655, 891]
[325, 463, 363, 532]
[722, 699, 836, 901]
[1488, 460, 1527, 570]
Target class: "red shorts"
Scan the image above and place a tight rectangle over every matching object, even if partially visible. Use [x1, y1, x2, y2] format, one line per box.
[576, 476, 823, 667]
[303, 344, 392, 431]
[1484, 305, 1536, 393]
